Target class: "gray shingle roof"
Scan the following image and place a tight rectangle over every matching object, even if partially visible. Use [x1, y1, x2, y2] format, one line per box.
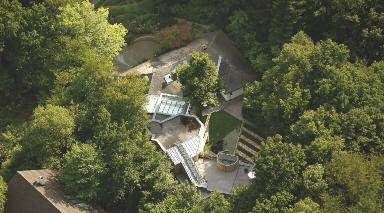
[205, 31, 257, 92]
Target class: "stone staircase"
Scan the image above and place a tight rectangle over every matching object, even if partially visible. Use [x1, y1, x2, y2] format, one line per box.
[235, 124, 263, 163]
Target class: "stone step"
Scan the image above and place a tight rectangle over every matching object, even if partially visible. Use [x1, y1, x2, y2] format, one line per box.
[235, 149, 254, 163]
[237, 154, 249, 164]
[237, 145, 255, 159]
[239, 135, 261, 151]
[237, 141, 259, 157]
[241, 126, 264, 142]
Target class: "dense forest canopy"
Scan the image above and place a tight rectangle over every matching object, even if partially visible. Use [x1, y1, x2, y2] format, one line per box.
[107, 0, 383, 70]
[0, 0, 384, 212]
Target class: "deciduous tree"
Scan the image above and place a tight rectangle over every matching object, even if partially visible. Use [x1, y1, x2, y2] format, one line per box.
[253, 135, 307, 195]
[177, 51, 220, 108]
[17, 105, 75, 169]
[0, 176, 6, 213]
[60, 143, 105, 201]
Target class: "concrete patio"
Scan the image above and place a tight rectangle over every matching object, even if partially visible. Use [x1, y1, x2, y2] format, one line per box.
[195, 159, 252, 194]
[150, 116, 200, 149]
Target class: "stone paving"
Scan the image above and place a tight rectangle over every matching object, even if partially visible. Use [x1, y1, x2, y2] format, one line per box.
[151, 116, 200, 149]
[221, 95, 244, 121]
[195, 159, 252, 194]
[222, 128, 241, 154]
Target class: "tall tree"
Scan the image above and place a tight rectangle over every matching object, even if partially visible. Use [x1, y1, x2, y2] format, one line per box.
[324, 152, 383, 211]
[177, 51, 220, 108]
[253, 135, 307, 195]
[1, 0, 126, 102]
[245, 32, 384, 136]
[252, 191, 294, 212]
[98, 131, 176, 211]
[57, 1, 126, 60]
[198, 192, 230, 213]
[60, 143, 105, 201]
[13, 105, 75, 169]
[290, 198, 320, 213]
[302, 164, 327, 200]
[148, 184, 200, 213]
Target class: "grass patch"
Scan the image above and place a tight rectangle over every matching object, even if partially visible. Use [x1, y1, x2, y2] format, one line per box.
[206, 111, 242, 151]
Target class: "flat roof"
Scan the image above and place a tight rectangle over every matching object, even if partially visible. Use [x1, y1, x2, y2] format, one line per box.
[149, 115, 202, 149]
[195, 159, 252, 194]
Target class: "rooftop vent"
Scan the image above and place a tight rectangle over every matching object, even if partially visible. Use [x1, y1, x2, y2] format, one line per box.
[33, 176, 46, 186]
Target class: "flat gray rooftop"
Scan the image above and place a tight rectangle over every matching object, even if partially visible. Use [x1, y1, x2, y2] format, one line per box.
[196, 159, 251, 194]
[150, 116, 200, 149]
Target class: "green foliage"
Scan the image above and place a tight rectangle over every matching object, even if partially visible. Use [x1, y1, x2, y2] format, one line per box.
[0, 0, 23, 54]
[289, 107, 339, 146]
[245, 32, 384, 156]
[305, 0, 384, 62]
[252, 191, 294, 213]
[230, 184, 259, 212]
[49, 51, 148, 139]
[253, 135, 307, 195]
[148, 184, 200, 213]
[0, 176, 6, 213]
[305, 135, 344, 164]
[177, 51, 220, 108]
[324, 152, 383, 211]
[1, 0, 127, 105]
[302, 164, 327, 199]
[198, 192, 230, 213]
[104, 136, 176, 210]
[337, 107, 384, 154]
[290, 198, 320, 213]
[60, 143, 105, 201]
[1, 0, 384, 212]
[17, 105, 75, 169]
[57, 1, 127, 60]
[0, 125, 24, 166]
[99, 0, 384, 70]
[226, 10, 249, 45]
[1, 0, 175, 212]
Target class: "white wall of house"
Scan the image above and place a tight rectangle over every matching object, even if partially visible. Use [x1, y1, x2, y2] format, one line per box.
[221, 87, 244, 101]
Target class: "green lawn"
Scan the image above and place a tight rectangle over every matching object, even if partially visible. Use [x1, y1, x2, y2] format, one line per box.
[207, 111, 242, 151]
